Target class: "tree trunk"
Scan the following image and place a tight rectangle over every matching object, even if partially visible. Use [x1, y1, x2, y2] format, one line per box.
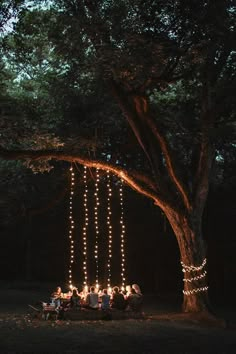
[165, 209, 209, 313]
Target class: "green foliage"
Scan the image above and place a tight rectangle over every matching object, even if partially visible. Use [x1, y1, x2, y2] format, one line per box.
[0, 0, 24, 33]
[0, 0, 235, 184]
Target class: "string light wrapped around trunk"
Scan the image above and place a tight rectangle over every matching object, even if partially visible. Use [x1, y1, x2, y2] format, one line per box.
[181, 258, 208, 295]
[82, 166, 89, 287]
[68, 165, 75, 288]
[94, 168, 100, 289]
[119, 177, 126, 291]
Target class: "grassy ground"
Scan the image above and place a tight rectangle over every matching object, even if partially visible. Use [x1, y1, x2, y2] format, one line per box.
[0, 283, 236, 354]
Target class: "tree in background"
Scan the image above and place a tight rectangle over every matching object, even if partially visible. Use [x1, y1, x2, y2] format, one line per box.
[0, 0, 235, 312]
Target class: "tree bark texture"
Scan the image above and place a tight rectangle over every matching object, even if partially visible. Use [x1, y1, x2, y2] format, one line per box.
[165, 209, 209, 312]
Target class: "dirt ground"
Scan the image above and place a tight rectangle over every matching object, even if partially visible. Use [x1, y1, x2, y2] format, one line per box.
[0, 284, 236, 354]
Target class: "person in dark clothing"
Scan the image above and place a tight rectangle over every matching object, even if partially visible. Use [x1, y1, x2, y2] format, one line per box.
[127, 288, 143, 312]
[70, 288, 81, 308]
[111, 286, 126, 310]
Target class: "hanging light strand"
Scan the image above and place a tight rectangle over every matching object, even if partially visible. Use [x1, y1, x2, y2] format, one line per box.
[106, 170, 113, 289]
[94, 168, 100, 289]
[119, 177, 126, 290]
[68, 165, 75, 288]
[82, 166, 89, 287]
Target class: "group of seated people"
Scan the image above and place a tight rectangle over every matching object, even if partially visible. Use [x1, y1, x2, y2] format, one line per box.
[49, 284, 143, 314]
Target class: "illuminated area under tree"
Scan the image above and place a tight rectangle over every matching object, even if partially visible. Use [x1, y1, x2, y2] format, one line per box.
[68, 164, 127, 291]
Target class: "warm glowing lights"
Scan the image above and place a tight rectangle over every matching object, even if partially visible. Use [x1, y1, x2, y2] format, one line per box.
[67, 165, 128, 291]
[84, 285, 88, 293]
[183, 286, 209, 296]
[83, 166, 89, 287]
[119, 177, 126, 289]
[181, 258, 208, 296]
[183, 270, 207, 283]
[106, 170, 113, 288]
[181, 258, 207, 272]
[94, 168, 100, 289]
[68, 165, 75, 287]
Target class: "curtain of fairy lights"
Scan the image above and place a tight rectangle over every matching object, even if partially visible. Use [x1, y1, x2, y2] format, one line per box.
[119, 177, 126, 290]
[82, 166, 89, 288]
[68, 167, 127, 290]
[106, 170, 113, 289]
[68, 165, 75, 288]
[94, 168, 100, 289]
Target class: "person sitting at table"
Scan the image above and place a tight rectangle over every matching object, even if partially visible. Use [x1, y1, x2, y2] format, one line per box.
[70, 288, 81, 308]
[111, 286, 126, 310]
[101, 289, 110, 311]
[132, 283, 142, 296]
[50, 286, 62, 309]
[125, 285, 132, 298]
[85, 286, 99, 309]
[127, 288, 143, 312]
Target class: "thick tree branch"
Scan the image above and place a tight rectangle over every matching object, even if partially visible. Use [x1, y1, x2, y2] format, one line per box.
[110, 79, 191, 210]
[0, 147, 174, 211]
[133, 96, 191, 211]
[109, 80, 171, 194]
[109, 79, 152, 162]
[193, 131, 214, 212]
[193, 140, 214, 213]
[193, 81, 215, 212]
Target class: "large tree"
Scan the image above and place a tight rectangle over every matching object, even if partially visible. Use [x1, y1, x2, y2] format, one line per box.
[0, 0, 235, 312]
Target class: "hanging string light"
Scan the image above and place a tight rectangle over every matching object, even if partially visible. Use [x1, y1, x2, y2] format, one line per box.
[68, 164, 75, 289]
[119, 177, 126, 291]
[94, 168, 100, 289]
[181, 258, 208, 296]
[67, 166, 128, 293]
[106, 170, 113, 289]
[82, 166, 89, 288]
